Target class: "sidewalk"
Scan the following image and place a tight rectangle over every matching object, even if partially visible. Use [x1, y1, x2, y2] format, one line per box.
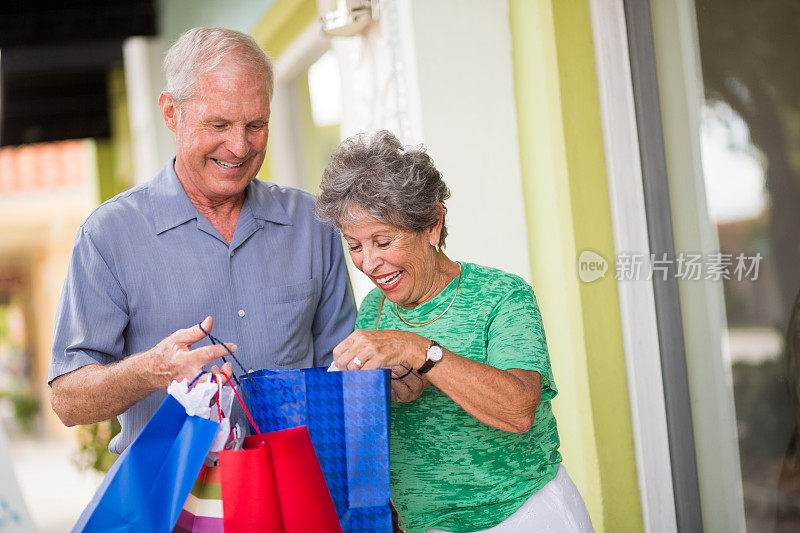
[9, 436, 103, 533]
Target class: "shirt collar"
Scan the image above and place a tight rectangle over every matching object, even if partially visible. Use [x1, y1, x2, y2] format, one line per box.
[150, 158, 293, 235]
[243, 172, 293, 226]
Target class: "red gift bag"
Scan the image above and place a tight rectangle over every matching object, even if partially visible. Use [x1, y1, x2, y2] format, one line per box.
[219, 426, 342, 533]
[177, 370, 342, 533]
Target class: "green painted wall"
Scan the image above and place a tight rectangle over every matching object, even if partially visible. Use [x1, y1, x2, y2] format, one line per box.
[157, 0, 277, 46]
[509, 0, 643, 531]
[96, 64, 133, 202]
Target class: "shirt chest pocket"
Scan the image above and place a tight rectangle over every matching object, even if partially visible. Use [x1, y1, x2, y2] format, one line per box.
[260, 278, 318, 365]
[263, 279, 316, 303]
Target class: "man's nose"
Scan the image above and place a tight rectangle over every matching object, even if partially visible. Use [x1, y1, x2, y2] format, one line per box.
[225, 126, 249, 158]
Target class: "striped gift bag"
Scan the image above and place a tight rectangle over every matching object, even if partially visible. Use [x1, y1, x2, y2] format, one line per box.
[174, 465, 223, 533]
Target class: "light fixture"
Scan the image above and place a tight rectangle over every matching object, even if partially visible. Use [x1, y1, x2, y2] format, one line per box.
[318, 0, 377, 37]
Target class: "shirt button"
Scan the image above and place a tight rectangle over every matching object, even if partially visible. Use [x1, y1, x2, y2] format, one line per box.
[237, 309, 245, 318]
[230, 250, 235, 257]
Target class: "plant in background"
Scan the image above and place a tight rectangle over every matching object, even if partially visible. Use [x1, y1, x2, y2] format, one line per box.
[74, 419, 121, 473]
[0, 389, 39, 433]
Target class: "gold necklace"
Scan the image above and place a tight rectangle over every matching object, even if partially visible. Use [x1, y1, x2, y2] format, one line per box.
[394, 262, 462, 327]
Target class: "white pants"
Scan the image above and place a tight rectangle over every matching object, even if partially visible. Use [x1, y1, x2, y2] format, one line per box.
[427, 466, 594, 533]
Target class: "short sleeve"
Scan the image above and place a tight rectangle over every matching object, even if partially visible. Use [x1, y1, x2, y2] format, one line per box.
[486, 287, 557, 401]
[48, 226, 129, 383]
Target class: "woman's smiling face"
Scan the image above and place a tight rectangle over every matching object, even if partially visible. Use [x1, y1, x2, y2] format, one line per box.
[341, 216, 441, 309]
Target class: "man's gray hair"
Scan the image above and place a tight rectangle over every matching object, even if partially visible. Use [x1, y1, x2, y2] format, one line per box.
[164, 27, 274, 105]
[317, 130, 452, 248]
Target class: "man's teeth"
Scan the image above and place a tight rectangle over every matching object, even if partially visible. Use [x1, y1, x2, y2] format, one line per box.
[214, 159, 244, 168]
[377, 271, 402, 285]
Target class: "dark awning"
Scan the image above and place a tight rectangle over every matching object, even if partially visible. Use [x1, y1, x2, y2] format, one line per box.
[0, 1, 157, 146]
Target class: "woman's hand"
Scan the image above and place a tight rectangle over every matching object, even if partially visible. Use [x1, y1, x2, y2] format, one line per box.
[390, 364, 429, 402]
[333, 329, 429, 371]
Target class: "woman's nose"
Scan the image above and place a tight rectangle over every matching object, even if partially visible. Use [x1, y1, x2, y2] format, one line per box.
[361, 246, 382, 273]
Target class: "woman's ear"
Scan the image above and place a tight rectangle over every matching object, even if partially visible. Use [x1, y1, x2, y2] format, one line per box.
[427, 203, 445, 247]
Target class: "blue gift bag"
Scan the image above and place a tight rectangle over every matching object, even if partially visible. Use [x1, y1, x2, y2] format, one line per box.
[73, 394, 220, 533]
[240, 368, 391, 533]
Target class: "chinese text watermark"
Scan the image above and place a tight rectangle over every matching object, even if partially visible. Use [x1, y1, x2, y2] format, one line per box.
[577, 250, 762, 283]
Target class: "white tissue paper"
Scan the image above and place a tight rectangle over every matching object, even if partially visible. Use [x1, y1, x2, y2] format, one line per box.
[167, 377, 237, 465]
[327, 361, 341, 372]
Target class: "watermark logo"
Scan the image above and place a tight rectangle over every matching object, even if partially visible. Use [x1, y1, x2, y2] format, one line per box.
[577, 250, 609, 283]
[576, 250, 763, 283]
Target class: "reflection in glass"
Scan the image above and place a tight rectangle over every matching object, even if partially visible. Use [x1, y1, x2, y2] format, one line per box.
[696, 1, 800, 530]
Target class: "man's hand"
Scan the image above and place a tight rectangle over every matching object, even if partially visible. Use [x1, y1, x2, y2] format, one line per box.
[51, 316, 237, 427]
[147, 316, 237, 389]
[390, 364, 429, 403]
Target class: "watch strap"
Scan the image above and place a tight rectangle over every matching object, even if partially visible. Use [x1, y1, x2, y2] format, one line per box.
[418, 340, 441, 375]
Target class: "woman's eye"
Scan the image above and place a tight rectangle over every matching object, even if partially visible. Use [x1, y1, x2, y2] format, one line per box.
[348, 244, 362, 252]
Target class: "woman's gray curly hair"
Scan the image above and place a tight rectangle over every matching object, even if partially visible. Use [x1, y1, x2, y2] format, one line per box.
[316, 130, 452, 248]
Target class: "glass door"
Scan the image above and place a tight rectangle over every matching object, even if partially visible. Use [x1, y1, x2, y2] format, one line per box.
[694, 1, 800, 530]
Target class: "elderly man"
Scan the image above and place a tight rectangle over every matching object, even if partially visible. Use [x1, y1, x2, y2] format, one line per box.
[48, 27, 356, 453]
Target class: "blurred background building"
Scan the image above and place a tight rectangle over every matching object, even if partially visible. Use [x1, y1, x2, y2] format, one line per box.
[0, 0, 798, 531]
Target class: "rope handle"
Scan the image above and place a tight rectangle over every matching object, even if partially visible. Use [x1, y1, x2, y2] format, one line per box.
[220, 370, 262, 434]
[211, 375, 223, 422]
[188, 370, 207, 388]
[198, 322, 247, 387]
[186, 371, 225, 422]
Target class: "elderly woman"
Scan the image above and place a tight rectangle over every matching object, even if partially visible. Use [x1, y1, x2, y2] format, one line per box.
[316, 131, 593, 533]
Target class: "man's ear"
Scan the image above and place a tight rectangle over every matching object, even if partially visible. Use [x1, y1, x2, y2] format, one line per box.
[158, 92, 179, 133]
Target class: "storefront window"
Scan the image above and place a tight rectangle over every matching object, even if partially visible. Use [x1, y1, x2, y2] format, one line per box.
[695, 1, 800, 530]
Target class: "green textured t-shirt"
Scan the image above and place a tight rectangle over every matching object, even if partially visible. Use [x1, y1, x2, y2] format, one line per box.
[355, 262, 562, 533]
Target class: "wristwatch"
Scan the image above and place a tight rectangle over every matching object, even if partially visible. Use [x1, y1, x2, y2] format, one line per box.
[417, 340, 443, 374]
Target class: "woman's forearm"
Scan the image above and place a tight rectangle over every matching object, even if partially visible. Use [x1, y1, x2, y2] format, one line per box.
[407, 341, 541, 433]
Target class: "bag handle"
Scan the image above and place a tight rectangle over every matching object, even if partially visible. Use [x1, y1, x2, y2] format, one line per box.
[198, 322, 250, 387]
[221, 370, 262, 435]
[198, 322, 266, 400]
[185, 371, 225, 422]
[211, 375, 223, 422]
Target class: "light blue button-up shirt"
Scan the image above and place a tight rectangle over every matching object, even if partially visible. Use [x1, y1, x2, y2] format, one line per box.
[49, 159, 356, 452]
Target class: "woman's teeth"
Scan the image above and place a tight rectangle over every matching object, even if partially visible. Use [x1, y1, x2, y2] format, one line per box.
[214, 159, 244, 168]
[376, 271, 402, 285]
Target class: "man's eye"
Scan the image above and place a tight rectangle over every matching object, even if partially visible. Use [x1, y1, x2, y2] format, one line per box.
[247, 123, 265, 131]
[377, 241, 391, 248]
[212, 124, 227, 130]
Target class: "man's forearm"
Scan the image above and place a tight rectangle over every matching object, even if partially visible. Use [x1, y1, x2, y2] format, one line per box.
[50, 351, 158, 426]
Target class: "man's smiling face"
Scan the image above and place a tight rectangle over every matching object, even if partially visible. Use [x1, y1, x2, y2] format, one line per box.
[167, 63, 270, 204]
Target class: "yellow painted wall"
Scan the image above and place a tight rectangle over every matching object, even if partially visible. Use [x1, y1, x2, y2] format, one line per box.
[254, 0, 645, 530]
[509, 1, 643, 531]
[252, 0, 318, 183]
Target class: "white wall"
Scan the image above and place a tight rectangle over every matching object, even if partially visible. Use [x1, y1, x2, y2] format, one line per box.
[406, 0, 530, 282]
[331, 0, 530, 303]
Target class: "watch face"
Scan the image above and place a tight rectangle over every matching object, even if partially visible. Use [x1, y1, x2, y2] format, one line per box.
[428, 345, 443, 362]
